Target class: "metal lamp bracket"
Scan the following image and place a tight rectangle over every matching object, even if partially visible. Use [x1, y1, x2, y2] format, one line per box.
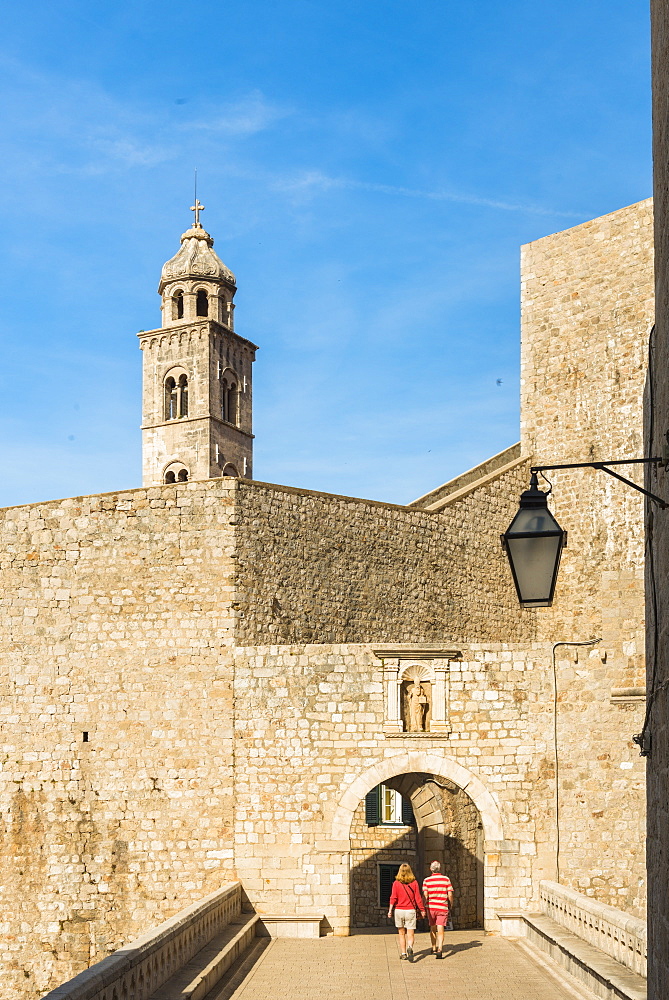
[531, 457, 667, 510]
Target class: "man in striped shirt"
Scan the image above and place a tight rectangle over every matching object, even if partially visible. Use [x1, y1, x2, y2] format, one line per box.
[422, 861, 454, 958]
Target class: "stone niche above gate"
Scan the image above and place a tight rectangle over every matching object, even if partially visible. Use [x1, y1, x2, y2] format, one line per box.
[373, 645, 461, 737]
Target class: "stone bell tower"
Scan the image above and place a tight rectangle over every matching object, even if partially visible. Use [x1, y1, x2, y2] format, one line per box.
[139, 200, 257, 486]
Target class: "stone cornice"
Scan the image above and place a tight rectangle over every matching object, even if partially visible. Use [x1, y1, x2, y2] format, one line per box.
[141, 415, 254, 438]
[372, 645, 462, 660]
[138, 320, 259, 353]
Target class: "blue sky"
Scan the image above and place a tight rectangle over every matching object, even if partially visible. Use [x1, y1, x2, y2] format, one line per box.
[0, 0, 651, 507]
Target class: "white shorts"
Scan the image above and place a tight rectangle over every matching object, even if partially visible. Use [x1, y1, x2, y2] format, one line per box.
[394, 909, 417, 930]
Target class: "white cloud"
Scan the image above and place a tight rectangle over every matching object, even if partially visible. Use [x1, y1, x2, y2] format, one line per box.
[182, 90, 292, 136]
[275, 169, 584, 219]
[0, 57, 284, 184]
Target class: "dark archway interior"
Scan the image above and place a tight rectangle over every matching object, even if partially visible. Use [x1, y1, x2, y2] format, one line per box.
[350, 771, 483, 929]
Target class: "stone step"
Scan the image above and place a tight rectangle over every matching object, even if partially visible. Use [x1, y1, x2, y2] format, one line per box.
[148, 913, 260, 1000]
[200, 938, 271, 1000]
[257, 913, 324, 938]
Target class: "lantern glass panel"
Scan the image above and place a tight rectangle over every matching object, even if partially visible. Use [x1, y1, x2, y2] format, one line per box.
[506, 506, 562, 535]
[506, 532, 563, 606]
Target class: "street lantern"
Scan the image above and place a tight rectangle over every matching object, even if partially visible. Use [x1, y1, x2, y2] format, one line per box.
[502, 456, 665, 609]
[501, 473, 566, 608]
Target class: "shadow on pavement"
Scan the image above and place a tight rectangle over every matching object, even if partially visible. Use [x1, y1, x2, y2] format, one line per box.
[444, 939, 484, 955]
[410, 938, 483, 963]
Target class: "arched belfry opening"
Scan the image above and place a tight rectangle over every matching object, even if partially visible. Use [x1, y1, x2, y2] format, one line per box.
[196, 288, 208, 317]
[163, 461, 189, 484]
[349, 772, 484, 929]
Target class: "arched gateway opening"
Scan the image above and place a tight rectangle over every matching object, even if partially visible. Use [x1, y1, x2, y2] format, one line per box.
[350, 773, 483, 928]
[331, 753, 503, 933]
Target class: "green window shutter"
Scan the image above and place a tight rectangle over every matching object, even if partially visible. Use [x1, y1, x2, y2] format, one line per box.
[379, 864, 397, 907]
[365, 786, 380, 826]
[401, 794, 414, 826]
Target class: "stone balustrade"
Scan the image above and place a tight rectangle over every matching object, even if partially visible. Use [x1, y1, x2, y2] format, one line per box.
[540, 880, 647, 978]
[43, 882, 243, 1000]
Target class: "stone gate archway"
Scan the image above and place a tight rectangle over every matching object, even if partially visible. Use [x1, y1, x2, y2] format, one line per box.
[331, 752, 504, 931]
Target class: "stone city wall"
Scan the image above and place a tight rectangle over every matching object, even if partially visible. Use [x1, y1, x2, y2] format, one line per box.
[0, 480, 239, 998]
[233, 466, 534, 647]
[520, 198, 653, 651]
[518, 202, 652, 924]
[0, 464, 535, 998]
[231, 640, 646, 934]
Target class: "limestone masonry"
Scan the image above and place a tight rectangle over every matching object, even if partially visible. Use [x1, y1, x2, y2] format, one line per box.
[0, 200, 652, 998]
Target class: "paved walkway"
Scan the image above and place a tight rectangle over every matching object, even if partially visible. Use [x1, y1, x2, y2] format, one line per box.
[209, 929, 592, 1000]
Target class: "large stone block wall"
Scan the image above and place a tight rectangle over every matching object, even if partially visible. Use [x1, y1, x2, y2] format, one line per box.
[231, 641, 646, 935]
[0, 480, 239, 999]
[233, 467, 534, 646]
[649, 5, 669, 995]
[518, 204, 652, 919]
[520, 199, 653, 651]
[0, 466, 534, 998]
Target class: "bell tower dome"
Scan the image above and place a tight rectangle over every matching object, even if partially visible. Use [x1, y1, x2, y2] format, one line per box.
[139, 201, 257, 486]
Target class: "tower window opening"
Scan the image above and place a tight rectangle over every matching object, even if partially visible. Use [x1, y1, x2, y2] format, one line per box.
[178, 374, 189, 417]
[196, 289, 208, 317]
[164, 372, 189, 420]
[173, 290, 184, 320]
[165, 377, 178, 420]
[164, 463, 189, 483]
[221, 378, 238, 425]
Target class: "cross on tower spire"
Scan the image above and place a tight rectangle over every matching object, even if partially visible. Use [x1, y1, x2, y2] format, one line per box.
[190, 199, 205, 227]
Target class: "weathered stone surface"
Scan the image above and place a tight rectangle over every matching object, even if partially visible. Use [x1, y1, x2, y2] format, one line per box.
[233, 471, 533, 646]
[520, 200, 652, 916]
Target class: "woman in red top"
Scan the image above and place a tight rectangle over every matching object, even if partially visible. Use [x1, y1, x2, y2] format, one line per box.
[387, 863, 426, 961]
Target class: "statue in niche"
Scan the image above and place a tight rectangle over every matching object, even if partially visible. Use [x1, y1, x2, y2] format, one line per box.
[407, 680, 429, 732]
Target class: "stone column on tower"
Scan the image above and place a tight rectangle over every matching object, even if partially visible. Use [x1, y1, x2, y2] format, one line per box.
[138, 205, 257, 486]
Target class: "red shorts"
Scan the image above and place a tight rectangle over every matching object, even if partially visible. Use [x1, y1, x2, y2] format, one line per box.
[428, 909, 448, 927]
